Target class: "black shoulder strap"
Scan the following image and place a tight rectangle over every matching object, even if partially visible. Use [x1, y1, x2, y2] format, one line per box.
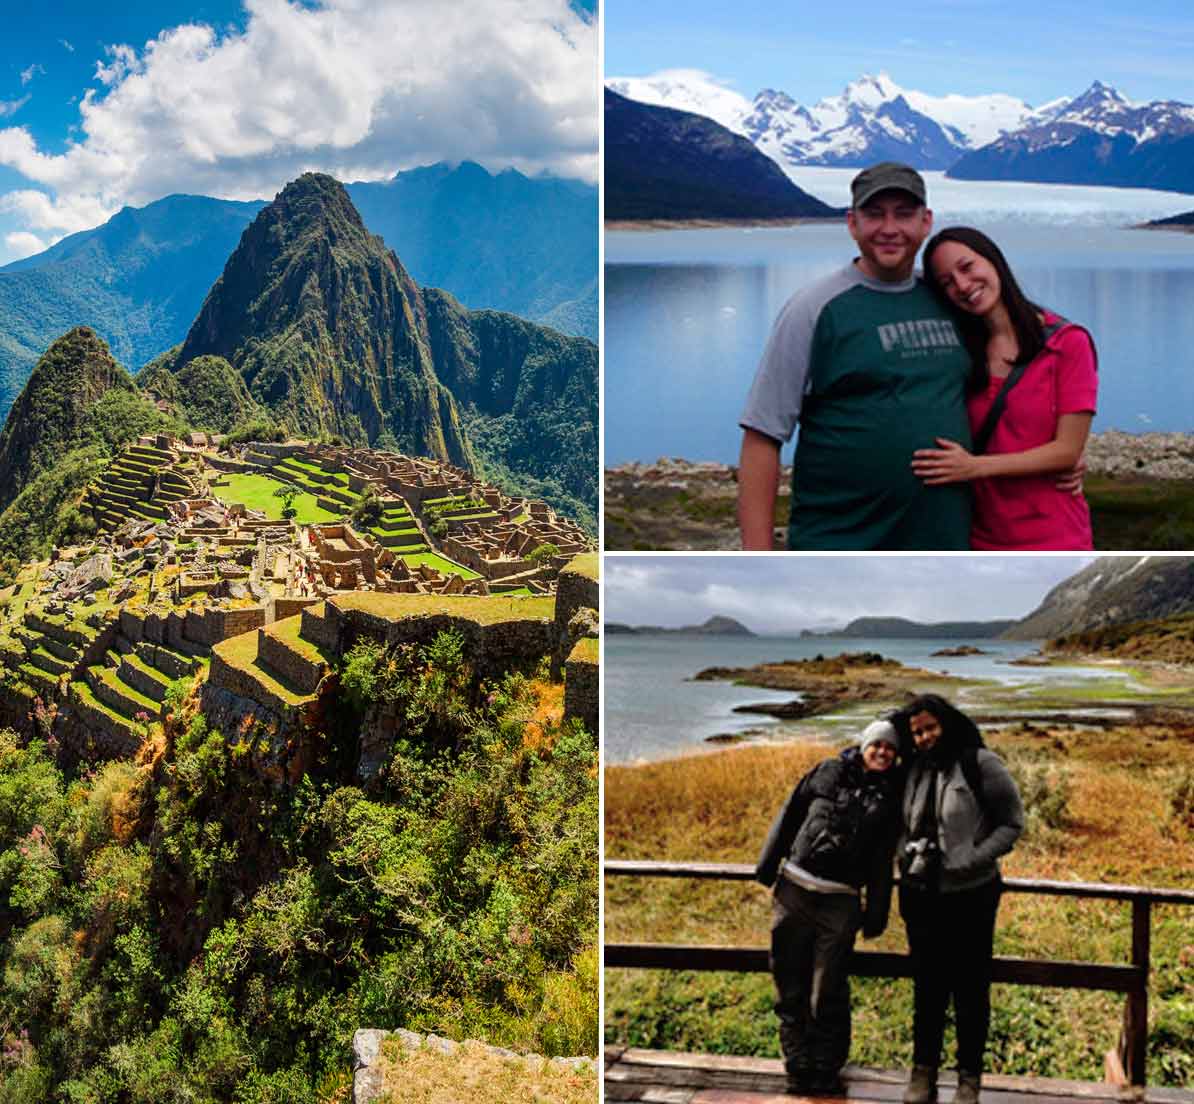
[972, 317, 1071, 456]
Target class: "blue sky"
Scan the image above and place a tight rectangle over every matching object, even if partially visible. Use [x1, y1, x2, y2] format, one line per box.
[606, 0, 1194, 106]
[0, 0, 597, 264]
[605, 556, 1095, 634]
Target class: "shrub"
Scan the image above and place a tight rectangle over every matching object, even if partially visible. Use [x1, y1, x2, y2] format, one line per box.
[1169, 767, 1194, 828]
[1007, 759, 1073, 832]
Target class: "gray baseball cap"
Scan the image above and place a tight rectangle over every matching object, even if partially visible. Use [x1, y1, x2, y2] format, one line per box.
[851, 162, 927, 208]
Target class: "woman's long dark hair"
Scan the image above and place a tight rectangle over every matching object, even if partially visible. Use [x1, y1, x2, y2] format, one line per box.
[889, 693, 984, 764]
[923, 226, 1047, 393]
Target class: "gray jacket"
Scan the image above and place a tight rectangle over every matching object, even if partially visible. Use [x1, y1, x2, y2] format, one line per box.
[902, 749, 1024, 893]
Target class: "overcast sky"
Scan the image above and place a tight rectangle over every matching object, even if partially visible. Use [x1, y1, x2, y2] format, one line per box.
[606, 0, 1194, 108]
[605, 555, 1099, 634]
[0, 0, 597, 264]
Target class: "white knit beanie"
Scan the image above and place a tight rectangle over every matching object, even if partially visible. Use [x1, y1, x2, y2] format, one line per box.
[859, 719, 898, 753]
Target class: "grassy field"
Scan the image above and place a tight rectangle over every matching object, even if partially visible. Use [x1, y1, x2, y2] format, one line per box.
[605, 725, 1194, 1086]
[214, 472, 341, 524]
[401, 552, 481, 579]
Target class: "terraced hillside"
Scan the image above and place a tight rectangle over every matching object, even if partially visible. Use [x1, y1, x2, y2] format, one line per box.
[365, 502, 428, 553]
[85, 441, 197, 530]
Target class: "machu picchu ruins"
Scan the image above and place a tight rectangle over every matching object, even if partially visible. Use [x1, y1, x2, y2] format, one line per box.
[0, 432, 598, 765]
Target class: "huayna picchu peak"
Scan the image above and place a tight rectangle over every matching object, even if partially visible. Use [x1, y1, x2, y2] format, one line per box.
[166, 173, 474, 468]
[140, 172, 596, 526]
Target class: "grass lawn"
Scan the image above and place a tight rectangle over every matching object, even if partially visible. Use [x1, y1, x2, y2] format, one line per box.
[400, 552, 481, 579]
[215, 473, 341, 524]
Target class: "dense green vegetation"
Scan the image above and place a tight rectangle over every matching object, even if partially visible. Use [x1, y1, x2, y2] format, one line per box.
[0, 449, 109, 581]
[0, 630, 598, 1101]
[137, 352, 263, 433]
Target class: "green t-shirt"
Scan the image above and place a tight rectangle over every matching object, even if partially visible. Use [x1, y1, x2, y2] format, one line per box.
[740, 263, 972, 550]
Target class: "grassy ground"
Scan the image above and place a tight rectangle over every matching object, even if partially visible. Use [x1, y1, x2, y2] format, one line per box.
[400, 552, 481, 579]
[369, 1038, 597, 1104]
[214, 472, 341, 524]
[605, 726, 1194, 1086]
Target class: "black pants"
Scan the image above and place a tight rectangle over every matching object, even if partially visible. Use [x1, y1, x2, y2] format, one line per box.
[899, 877, 1002, 1073]
[770, 879, 861, 1077]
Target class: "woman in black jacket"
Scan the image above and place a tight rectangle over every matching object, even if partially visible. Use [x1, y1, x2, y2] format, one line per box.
[756, 720, 903, 1096]
[891, 694, 1024, 1104]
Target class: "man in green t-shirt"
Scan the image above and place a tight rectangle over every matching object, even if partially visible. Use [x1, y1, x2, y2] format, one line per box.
[737, 162, 972, 551]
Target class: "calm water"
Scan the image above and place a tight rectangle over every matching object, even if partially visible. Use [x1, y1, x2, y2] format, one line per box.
[605, 174, 1194, 465]
[604, 634, 1126, 763]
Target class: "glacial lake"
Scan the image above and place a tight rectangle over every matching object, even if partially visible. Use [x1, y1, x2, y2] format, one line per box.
[604, 632, 1127, 764]
[605, 171, 1194, 465]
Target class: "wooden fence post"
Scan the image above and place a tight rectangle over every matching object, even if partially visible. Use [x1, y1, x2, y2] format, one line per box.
[1119, 898, 1151, 1086]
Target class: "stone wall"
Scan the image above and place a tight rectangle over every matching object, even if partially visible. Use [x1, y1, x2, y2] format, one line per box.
[271, 596, 320, 623]
[257, 628, 327, 694]
[331, 606, 554, 682]
[552, 553, 599, 679]
[564, 637, 598, 735]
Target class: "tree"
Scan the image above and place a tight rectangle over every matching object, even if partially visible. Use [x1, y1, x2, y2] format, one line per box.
[527, 542, 560, 566]
[273, 484, 299, 519]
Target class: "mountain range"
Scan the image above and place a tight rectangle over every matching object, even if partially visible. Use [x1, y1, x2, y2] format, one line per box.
[0, 173, 597, 537]
[0, 162, 596, 424]
[607, 71, 1194, 194]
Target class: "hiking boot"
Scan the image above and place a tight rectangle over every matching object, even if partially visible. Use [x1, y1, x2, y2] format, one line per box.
[810, 1070, 847, 1097]
[786, 1071, 815, 1096]
[903, 1065, 938, 1104]
[954, 1071, 981, 1104]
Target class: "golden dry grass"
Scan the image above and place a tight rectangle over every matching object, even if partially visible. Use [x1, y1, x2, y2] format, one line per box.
[605, 724, 1194, 1077]
[523, 679, 566, 751]
[371, 1039, 596, 1104]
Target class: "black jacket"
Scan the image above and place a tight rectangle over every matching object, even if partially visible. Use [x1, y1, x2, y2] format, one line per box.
[756, 747, 900, 937]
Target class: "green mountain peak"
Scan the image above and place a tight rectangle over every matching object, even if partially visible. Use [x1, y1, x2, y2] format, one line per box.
[0, 327, 132, 510]
[174, 174, 474, 467]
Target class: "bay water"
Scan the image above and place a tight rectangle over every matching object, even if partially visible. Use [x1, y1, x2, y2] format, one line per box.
[604, 632, 1126, 763]
[605, 171, 1194, 465]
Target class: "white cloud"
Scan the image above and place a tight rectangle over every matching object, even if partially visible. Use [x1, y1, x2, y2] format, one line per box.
[0, 96, 30, 119]
[0, 0, 597, 246]
[20, 64, 45, 86]
[3, 230, 47, 259]
[60, 39, 75, 53]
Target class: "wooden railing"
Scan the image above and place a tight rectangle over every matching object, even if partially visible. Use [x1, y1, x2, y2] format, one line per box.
[605, 860, 1194, 1087]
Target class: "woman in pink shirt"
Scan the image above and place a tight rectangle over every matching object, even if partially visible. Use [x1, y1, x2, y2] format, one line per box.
[912, 227, 1097, 551]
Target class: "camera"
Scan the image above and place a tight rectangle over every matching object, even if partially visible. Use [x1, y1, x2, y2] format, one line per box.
[900, 837, 941, 891]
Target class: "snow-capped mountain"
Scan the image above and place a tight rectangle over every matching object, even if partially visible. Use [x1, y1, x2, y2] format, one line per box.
[948, 81, 1194, 194]
[605, 70, 1035, 170]
[604, 70, 754, 134]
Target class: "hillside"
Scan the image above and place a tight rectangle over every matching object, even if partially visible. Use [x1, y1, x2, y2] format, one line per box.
[604, 89, 840, 222]
[0, 584, 599, 1098]
[1047, 610, 1194, 663]
[0, 328, 184, 538]
[1004, 556, 1194, 639]
[807, 616, 1016, 639]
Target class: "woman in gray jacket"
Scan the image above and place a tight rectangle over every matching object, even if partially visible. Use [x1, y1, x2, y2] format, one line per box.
[892, 694, 1023, 1104]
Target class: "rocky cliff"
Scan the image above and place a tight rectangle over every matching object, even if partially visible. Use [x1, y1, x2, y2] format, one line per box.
[1004, 556, 1194, 639]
